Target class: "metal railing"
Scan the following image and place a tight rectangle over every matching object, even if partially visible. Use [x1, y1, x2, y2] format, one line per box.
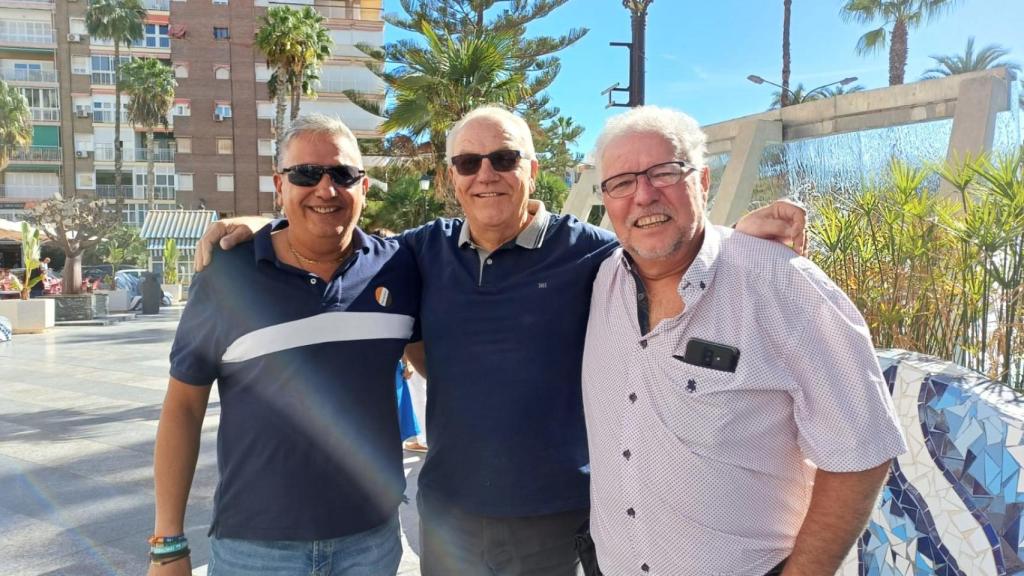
[8, 146, 60, 162]
[0, 31, 55, 45]
[143, 0, 170, 10]
[0, 184, 60, 199]
[96, 185, 176, 201]
[0, 68, 57, 83]
[90, 111, 126, 124]
[29, 107, 59, 122]
[93, 144, 176, 162]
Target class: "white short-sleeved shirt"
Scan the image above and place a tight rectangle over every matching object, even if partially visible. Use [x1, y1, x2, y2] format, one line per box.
[582, 223, 907, 575]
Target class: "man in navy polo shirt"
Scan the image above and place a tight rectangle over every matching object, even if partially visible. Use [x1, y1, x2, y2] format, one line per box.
[196, 106, 805, 576]
[149, 115, 419, 575]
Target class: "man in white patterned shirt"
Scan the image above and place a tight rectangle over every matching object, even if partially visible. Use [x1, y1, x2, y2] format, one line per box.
[581, 106, 907, 576]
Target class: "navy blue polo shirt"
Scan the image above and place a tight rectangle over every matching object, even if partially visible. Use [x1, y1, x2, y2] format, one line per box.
[401, 208, 618, 516]
[170, 225, 420, 540]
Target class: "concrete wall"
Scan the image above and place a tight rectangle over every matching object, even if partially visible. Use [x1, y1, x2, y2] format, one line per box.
[563, 68, 1016, 225]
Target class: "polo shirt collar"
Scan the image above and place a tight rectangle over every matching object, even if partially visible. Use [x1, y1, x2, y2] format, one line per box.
[255, 220, 369, 266]
[618, 217, 723, 305]
[458, 200, 550, 250]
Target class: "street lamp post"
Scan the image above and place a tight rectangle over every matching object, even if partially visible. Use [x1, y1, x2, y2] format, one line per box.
[603, 1, 654, 108]
[747, 74, 859, 104]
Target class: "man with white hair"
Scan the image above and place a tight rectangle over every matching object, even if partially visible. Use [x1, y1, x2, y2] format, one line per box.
[582, 105, 907, 575]
[195, 105, 807, 576]
[149, 114, 418, 575]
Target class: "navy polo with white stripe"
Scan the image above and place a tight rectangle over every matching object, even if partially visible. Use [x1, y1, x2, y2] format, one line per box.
[170, 224, 420, 541]
[401, 202, 619, 516]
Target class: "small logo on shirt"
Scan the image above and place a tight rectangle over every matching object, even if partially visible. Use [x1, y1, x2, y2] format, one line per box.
[538, 282, 547, 289]
[375, 286, 392, 307]
[686, 379, 697, 393]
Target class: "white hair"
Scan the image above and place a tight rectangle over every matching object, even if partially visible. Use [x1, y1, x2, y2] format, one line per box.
[593, 106, 707, 173]
[446, 105, 536, 162]
[276, 113, 360, 168]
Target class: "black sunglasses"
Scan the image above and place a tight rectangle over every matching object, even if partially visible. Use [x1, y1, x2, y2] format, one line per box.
[450, 150, 523, 176]
[280, 164, 365, 187]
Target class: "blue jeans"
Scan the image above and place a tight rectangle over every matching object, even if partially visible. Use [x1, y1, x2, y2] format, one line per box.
[209, 514, 402, 576]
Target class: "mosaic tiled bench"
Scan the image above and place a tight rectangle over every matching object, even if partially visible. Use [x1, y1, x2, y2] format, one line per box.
[837, 350, 1024, 575]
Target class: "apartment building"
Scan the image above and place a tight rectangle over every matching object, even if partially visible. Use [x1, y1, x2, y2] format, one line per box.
[0, 0, 384, 224]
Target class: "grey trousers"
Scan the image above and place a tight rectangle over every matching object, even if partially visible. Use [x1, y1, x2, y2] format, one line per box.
[417, 490, 587, 576]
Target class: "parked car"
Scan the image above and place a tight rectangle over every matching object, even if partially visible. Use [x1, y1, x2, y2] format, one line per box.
[9, 267, 62, 295]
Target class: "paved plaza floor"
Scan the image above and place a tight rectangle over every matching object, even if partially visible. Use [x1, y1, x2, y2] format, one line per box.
[0, 308, 424, 575]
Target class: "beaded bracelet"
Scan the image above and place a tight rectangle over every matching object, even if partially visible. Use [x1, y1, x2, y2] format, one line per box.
[148, 533, 187, 546]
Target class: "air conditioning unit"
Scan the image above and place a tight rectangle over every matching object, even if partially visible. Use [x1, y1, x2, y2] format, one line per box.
[67, 33, 82, 43]
[75, 150, 89, 158]
[214, 113, 225, 122]
[76, 109, 91, 118]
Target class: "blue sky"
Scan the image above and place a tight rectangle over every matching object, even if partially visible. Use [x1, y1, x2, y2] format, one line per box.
[385, 0, 1023, 155]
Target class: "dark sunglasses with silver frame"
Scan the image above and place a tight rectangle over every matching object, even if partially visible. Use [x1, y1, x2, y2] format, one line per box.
[599, 160, 698, 199]
[280, 164, 365, 188]
[450, 149, 524, 176]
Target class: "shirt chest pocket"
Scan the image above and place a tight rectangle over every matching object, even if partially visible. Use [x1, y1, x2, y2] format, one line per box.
[645, 357, 749, 451]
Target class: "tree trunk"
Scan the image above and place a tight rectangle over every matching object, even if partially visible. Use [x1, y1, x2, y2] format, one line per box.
[889, 18, 909, 86]
[63, 251, 83, 295]
[146, 128, 156, 213]
[781, 0, 792, 107]
[113, 42, 124, 219]
[290, 68, 302, 121]
[274, 69, 288, 170]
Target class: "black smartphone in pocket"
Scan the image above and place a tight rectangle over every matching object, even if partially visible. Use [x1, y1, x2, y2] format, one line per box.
[674, 338, 740, 373]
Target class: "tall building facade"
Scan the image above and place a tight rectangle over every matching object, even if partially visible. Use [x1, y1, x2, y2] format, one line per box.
[0, 0, 384, 224]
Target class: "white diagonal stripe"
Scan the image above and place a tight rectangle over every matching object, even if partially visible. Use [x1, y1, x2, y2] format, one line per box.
[222, 311, 414, 364]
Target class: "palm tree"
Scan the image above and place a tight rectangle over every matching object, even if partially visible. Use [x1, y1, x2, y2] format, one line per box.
[768, 83, 826, 109]
[121, 58, 176, 212]
[86, 0, 146, 216]
[781, 0, 792, 107]
[921, 37, 1021, 79]
[0, 79, 32, 172]
[840, 0, 961, 86]
[255, 5, 333, 165]
[540, 115, 584, 175]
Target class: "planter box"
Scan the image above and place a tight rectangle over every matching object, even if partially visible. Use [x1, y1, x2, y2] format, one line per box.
[162, 284, 182, 302]
[0, 298, 55, 334]
[51, 293, 108, 321]
[106, 289, 133, 312]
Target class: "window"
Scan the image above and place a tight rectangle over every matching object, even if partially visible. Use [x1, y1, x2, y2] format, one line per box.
[254, 63, 271, 82]
[77, 173, 96, 189]
[176, 137, 191, 153]
[214, 103, 232, 118]
[213, 0, 228, 4]
[257, 139, 275, 156]
[217, 138, 233, 155]
[173, 63, 188, 78]
[217, 174, 234, 192]
[172, 101, 190, 116]
[69, 18, 87, 35]
[91, 55, 131, 85]
[213, 27, 230, 40]
[256, 101, 275, 119]
[259, 175, 275, 192]
[214, 65, 230, 80]
[71, 56, 90, 75]
[18, 87, 60, 120]
[137, 24, 170, 48]
[178, 173, 193, 191]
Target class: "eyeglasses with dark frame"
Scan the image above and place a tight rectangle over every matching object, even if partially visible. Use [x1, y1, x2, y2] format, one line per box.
[450, 150, 524, 176]
[279, 164, 365, 188]
[600, 161, 698, 199]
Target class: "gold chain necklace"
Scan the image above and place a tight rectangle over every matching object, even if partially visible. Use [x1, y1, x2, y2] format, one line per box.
[287, 238, 352, 266]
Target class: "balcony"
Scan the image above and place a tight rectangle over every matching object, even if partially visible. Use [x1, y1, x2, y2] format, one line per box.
[143, 0, 170, 10]
[91, 111, 127, 124]
[0, 68, 57, 83]
[96, 185, 176, 201]
[91, 72, 115, 86]
[29, 107, 59, 122]
[0, 184, 60, 199]
[94, 144, 176, 163]
[8, 146, 60, 162]
[0, 27, 56, 47]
